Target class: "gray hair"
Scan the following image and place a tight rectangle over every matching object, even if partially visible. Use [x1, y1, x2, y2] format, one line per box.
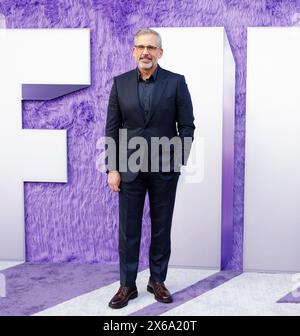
[134, 28, 162, 48]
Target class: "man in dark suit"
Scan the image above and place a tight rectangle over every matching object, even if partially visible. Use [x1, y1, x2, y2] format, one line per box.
[105, 28, 195, 309]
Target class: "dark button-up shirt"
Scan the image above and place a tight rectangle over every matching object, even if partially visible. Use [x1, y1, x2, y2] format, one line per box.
[137, 65, 159, 120]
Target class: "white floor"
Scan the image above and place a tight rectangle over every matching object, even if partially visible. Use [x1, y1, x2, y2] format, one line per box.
[162, 272, 300, 316]
[1, 262, 300, 316]
[34, 267, 216, 316]
[33, 269, 300, 316]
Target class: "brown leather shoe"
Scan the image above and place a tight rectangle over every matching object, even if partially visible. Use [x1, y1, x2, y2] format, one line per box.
[147, 280, 173, 303]
[108, 285, 138, 309]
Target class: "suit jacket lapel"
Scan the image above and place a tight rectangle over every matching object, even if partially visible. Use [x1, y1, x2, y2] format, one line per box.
[127, 69, 145, 123]
[128, 65, 168, 126]
[145, 66, 168, 125]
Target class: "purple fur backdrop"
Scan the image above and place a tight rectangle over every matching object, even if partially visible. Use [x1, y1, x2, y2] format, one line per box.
[1, 0, 299, 269]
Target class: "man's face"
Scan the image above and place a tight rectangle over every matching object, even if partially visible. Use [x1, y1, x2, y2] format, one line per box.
[132, 33, 163, 70]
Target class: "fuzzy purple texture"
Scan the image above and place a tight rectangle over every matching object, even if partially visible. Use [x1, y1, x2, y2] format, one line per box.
[1, 0, 299, 269]
[0, 262, 122, 315]
[277, 290, 300, 304]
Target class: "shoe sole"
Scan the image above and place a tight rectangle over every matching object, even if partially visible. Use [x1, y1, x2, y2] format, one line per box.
[147, 285, 173, 303]
[108, 291, 138, 309]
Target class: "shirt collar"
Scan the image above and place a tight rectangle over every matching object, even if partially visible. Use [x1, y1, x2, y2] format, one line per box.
[137, 64, 159, 82]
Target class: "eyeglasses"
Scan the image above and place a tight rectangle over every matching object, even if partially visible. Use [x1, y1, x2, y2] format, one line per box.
[134, 45, 160, 52]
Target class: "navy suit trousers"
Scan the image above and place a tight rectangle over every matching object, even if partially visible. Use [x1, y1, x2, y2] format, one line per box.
[118, 171, 180, 287]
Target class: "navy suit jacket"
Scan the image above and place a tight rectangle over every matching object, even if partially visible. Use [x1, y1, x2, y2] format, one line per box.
[105, 64, 195, 182]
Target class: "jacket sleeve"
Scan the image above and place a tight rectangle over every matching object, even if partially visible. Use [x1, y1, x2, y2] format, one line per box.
[176, 75, 196, 166]
[105, 77, 122, 172]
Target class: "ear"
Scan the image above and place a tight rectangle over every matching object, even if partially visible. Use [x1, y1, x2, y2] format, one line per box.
[158, 48, 163, 59]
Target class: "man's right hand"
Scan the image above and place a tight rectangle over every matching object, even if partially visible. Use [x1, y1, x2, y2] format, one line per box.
[107, 170, 121, 192]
